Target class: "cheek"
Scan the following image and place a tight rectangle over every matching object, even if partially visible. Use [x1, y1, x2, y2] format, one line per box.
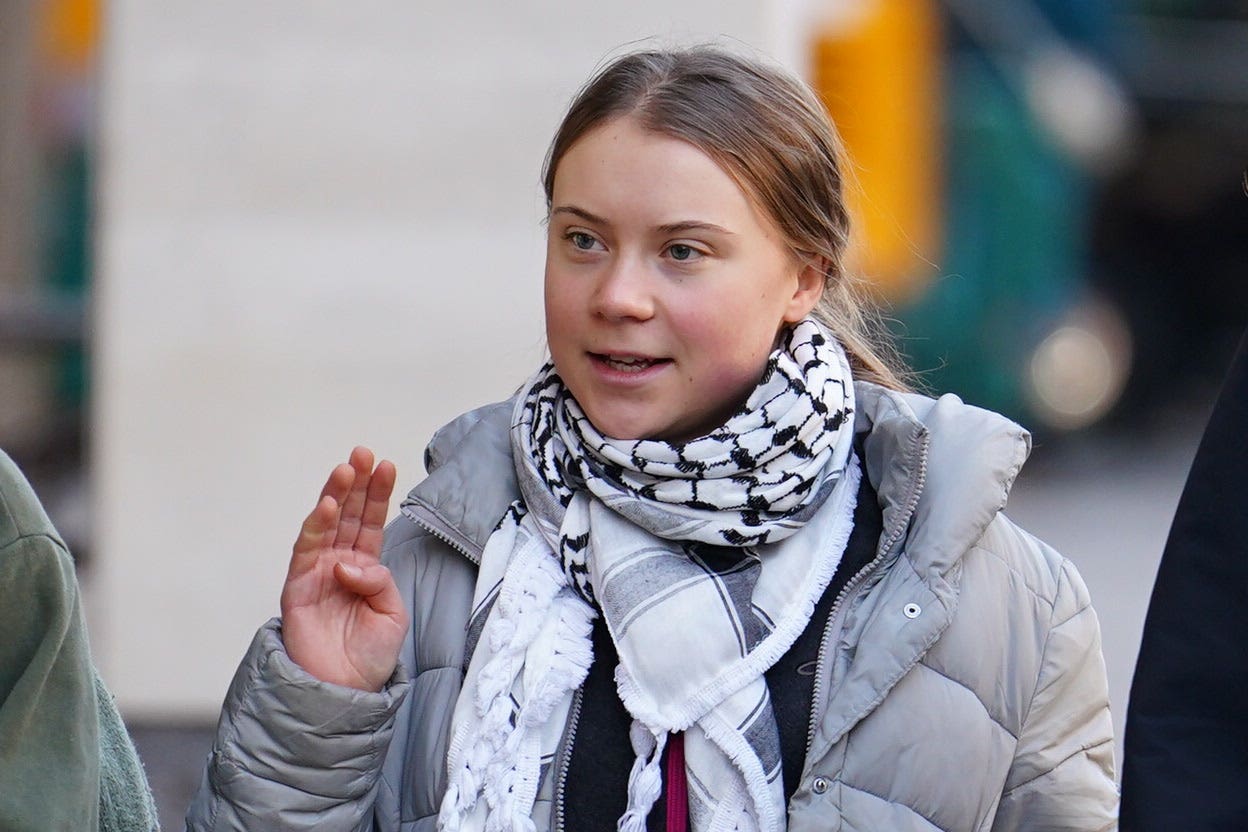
[679, 313, 774, 386]
[543, 270, 573, 337]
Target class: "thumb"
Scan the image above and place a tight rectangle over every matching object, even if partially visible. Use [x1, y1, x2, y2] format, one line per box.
[333, 561, 405, 618]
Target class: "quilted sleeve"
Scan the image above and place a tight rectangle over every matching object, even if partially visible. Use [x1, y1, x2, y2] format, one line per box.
[992, 558, 1119, 831]
[185, 619, 410, 832]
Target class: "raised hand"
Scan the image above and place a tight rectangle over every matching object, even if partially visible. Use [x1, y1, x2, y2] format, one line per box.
[280, 447, 407, 692]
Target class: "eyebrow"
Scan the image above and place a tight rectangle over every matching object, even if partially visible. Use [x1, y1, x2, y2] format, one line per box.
[655, 220, 735, 236]
[551, 205, 734, 236]
[551, 205, 611, 227]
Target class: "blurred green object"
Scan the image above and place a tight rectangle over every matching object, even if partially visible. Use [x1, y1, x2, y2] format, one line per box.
[38, 141, 90, 409]
[894, 50, 1085, 421]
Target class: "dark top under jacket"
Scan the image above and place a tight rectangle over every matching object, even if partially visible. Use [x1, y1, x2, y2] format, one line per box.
[564, 452, 883, 830]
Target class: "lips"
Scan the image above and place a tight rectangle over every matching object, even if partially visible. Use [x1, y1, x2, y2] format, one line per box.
[589, 352, 671, 374]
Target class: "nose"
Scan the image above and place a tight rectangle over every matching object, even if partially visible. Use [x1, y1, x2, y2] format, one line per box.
[590, 256, 654, 322]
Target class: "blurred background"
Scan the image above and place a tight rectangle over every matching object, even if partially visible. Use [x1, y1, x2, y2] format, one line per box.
[2, 0, 1246, 826]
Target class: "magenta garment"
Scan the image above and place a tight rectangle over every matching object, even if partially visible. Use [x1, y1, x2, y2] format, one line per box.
[665, 732, 689, 832]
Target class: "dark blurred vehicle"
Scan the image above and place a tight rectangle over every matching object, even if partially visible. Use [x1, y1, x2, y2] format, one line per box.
[1091, 1, 1248, 418]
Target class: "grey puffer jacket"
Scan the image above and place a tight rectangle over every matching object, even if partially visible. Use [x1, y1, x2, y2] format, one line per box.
[187, 383, 1118, 831]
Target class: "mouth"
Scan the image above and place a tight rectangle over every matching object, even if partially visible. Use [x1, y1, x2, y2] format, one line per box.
[589, 352, 671, 374]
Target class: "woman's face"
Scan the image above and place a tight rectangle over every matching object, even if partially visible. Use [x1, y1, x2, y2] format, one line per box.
[545, 117, 823, 442]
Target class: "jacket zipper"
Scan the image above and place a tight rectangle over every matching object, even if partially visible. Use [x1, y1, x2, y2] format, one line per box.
[402, 500, 483, 564]
[804, 432, 931, 760]
[553, 686, 585, 832]
[401, 500, 483, 796]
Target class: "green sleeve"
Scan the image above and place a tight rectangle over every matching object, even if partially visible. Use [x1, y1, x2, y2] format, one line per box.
[0, 532, 102, 832]
[1, 450, 160, 831]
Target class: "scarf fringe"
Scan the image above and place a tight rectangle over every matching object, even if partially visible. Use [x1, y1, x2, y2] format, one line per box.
[440, 527, 596, 832]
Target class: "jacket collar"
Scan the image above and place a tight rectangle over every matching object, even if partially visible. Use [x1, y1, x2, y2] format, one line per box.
[400, 399, 517, 563]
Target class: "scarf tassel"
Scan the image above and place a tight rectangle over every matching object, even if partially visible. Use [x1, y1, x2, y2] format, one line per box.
[619, 722, 668, 832]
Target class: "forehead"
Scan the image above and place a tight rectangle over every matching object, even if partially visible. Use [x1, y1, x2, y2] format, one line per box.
[550, 117, 773, 231]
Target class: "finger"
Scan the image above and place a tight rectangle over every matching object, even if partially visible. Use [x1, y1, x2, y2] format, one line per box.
[301, 460, 354, 559]
[353, 459, 397, 558]
[294, 495, 338, 553]
[333, 446, 375, 549]
[289, 495, 340, 576]
[333, 562, 406, 620]
[319, 462, 356, 505]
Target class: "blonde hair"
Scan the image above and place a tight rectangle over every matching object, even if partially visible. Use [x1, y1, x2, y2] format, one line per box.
[542, 46, 910, 391]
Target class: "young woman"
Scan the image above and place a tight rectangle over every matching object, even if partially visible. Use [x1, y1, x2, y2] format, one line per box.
[188, 47, 1118, 831]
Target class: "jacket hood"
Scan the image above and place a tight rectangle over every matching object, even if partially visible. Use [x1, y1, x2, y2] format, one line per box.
[402, 384, 1031, 576]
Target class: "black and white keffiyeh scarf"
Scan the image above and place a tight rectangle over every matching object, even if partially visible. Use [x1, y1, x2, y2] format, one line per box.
[438, 319, 859, 832]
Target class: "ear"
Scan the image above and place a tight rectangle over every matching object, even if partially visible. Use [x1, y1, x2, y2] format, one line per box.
[782, 257, 826, 324]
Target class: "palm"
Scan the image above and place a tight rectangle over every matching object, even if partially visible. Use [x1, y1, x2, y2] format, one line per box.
[281, 447, 407, 691]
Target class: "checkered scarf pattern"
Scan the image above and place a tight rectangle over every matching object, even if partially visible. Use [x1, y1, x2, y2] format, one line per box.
[439, 320, 858, 832]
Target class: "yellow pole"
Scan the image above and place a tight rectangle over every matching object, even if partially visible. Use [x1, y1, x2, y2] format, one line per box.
[810, 0, 944, 302]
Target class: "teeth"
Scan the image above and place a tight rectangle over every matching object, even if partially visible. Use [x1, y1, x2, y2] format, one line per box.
[604, 355, 656, 372]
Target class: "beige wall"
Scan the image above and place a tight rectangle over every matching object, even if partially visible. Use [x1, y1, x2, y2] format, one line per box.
[93, 1, 803, 717]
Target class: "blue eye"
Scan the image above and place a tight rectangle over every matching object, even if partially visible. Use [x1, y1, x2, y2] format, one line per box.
[568, 232, 598, 250]
[668, 244, 697, 261]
